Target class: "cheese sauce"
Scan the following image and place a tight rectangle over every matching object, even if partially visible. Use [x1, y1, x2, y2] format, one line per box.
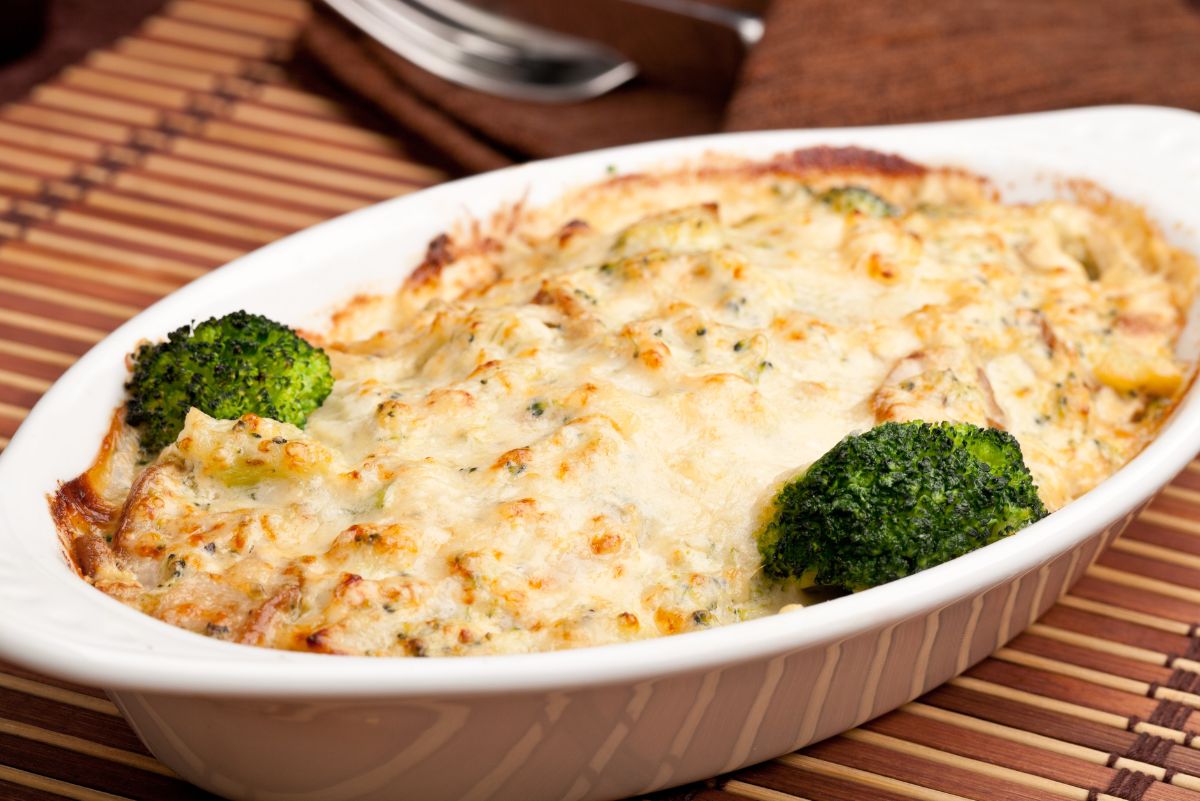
[57, 149, 1199, 657]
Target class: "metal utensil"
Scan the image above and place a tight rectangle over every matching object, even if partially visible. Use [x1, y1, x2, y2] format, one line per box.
[323, 0, 638, 103]
[323, 0, 762, 103]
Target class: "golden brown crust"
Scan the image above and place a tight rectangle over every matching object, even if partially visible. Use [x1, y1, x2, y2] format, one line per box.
[72, 533, 116, 579]
[749, 145, 929, 178]
[298, 625, 343, 654]
[51, 477, 116, 558]
[237, 585, 300, 646]
[50, 410, 124, 577]
[401, 147, 935, 300]
[111, 463, 167, 553]
[404, 232, 456, 290]
[556, 218, 590, 246]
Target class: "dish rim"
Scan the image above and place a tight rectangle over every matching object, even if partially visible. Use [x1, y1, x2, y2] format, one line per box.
[2, 105, 1200, 698]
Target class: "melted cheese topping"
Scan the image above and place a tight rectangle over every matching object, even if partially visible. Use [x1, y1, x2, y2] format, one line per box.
[63, 154, 1199, 657]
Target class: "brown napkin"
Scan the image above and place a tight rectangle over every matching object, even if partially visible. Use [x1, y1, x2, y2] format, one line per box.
[301, 0, 1200, 175]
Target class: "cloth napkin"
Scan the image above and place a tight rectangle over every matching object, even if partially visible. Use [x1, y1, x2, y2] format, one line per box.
[301, 0, 1200, 175]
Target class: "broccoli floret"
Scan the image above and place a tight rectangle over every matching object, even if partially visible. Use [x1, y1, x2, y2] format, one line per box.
[758, 421, 1047, 592]
[818, 185, 899, 217]
[125, 311, 333, 454]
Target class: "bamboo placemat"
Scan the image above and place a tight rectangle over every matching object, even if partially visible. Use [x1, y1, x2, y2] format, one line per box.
[4, 3, 1200, 801]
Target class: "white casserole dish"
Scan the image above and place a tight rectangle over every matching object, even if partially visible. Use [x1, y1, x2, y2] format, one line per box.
[2, 105, 1200, 801]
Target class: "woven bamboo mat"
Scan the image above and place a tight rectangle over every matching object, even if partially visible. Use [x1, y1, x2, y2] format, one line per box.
[5, 2, 1200, 801]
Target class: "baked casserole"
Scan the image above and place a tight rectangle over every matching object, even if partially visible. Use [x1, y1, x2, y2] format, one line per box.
[52, 147, 1199, 657]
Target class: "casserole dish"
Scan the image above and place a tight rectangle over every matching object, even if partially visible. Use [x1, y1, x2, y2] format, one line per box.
[2, 105, 1200, 801]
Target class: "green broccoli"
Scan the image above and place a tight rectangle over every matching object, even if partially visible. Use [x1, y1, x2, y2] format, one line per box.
[125, 311, 333, 454]
[818, 185, 899, 217]
[758, 421, 1047, 592]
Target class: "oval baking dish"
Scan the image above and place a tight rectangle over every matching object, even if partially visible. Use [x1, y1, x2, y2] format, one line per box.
[2, 106, 1200, 801]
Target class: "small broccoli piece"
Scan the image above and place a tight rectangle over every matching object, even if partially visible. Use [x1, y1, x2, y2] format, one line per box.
[125, 311, 333, 454]
[818, 185, 899, 217]
[758, 421, 1046, 591]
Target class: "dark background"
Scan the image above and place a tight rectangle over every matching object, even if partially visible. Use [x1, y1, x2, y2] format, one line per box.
[0, 0, 166, 104]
